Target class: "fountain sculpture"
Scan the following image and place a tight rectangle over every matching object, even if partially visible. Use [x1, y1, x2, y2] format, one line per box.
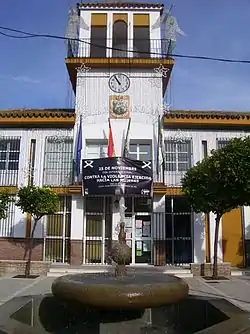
[51, 195, 189, 311]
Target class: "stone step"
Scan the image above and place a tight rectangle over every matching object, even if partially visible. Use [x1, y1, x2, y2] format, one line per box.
[47, 265, 193, 278]
[231, 270, 243, 277]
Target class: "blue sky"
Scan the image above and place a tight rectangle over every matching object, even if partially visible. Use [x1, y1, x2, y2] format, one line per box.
[0, 0, 249, 111]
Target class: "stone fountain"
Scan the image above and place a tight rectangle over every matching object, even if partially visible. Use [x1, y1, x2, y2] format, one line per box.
[0, 203, 248, 333]
[0, 220, 247, 333]
[52, 192, 189, 313]
[52, 218, 188, 311]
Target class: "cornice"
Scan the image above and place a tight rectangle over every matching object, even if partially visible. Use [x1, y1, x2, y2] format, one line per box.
[164, 110, 250, 129]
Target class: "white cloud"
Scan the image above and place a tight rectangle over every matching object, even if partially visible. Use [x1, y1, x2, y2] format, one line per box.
[0, 74, 40, 84]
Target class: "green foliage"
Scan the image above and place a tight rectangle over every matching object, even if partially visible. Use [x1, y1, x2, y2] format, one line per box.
[0, 192, 13, 220]
[16, 186, 59, 222]
[182, 136, 250, 216]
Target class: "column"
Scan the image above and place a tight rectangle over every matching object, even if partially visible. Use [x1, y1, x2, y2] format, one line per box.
[153, 195, 166, 266]
[70, 195, 84, 265]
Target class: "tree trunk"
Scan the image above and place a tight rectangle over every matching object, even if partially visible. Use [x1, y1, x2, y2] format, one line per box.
[25, 219, 39, 278]
[212, 213, 221, 279]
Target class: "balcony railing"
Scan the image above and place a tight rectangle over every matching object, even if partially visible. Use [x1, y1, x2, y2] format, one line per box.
[67, 38, 173, 59]
[0, 171, 18, 187]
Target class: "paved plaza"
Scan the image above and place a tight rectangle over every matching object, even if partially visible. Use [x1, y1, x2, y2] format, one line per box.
[1, 273, 250, 312]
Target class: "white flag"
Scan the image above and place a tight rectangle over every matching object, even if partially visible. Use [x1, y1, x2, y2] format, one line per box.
[151, 9, 171, 30]
[165, 16, 186, 42]
[80, 17, 90, 31]
[65, 8, 79, 40]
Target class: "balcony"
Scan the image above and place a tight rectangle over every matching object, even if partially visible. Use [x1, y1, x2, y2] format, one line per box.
[67, 38, 173, 59]
[65, 38, 174, 92]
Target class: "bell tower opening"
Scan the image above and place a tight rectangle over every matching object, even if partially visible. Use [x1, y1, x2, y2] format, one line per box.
[112, 17, 128, 58]
[133, 14, 150, 58]
[90, 13, 107, 58]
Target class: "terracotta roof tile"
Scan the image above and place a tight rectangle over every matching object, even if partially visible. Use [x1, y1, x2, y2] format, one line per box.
[164, 110, 250, 120]
[0, 109, 75, 118]
[78, 2, 164, 10]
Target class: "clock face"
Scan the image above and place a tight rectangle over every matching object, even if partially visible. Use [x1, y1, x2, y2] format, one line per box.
[108, 73, 130, 93]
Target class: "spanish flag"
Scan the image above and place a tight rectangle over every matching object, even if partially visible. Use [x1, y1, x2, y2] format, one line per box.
[107, 118, 116, 158]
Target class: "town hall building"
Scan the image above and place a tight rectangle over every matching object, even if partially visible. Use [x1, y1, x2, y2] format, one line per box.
[0, 1, 250, 273]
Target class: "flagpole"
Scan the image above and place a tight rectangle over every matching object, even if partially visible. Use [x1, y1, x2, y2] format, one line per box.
[107, 118, 116, 158]
[75, 114, 82, 184]
[123, 117, 131, 157]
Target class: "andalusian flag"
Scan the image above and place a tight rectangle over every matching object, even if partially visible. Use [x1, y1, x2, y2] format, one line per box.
[107, 118, 116, 158]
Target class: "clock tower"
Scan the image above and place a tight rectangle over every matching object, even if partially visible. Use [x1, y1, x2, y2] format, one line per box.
[66, 1, 174, 265]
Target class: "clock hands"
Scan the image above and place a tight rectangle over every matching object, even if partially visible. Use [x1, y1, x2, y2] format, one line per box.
[114, 75, 121, 85]
[109, 73, 130, 93]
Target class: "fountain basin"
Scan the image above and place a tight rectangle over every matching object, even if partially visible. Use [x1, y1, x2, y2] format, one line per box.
[51, 273, 189, 310]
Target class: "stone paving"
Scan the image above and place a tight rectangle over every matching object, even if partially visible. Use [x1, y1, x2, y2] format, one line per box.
[1, 274, 250, 313]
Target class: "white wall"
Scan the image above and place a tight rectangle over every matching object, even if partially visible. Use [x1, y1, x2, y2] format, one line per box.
[75, 68, 163, 177]
[0, 128, 73, 238]
[193, 213, 206, 263]
[71, 195, 84, 240]
[163, 128, 249, 263]
[164, 128, 249, 186]
[152, 195, 165, 239]
[243, 206, 250, 239]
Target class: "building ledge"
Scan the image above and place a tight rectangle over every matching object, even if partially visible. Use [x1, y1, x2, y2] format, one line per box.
[0, 109, 75, 128]
[0, 186, 18, 194]
[153, 185, 182, 195]
[164, 110, 250, 129]
[65, 57, 174, 93]
[0, 185, 183, 196]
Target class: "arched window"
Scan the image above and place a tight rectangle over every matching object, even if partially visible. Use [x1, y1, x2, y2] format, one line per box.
[112, 20, 128, 57]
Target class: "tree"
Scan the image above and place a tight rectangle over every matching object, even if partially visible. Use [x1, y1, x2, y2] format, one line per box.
[182, 136, 250, 278]
[16, 186, 59, 277]
[0, 192, 13, 220]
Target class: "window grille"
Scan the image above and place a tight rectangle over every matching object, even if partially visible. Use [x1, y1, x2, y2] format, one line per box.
[0, 137, 20, 186]
[165, 140, 192, 172]
[43, 137, 73, 186]
[0, 196, 15, 237]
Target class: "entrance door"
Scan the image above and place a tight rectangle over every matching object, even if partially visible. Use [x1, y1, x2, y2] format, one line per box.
[44, 196, 71, 263]
[124, 197, 152, 264]
[84, 196, 112, 264]
[165, 196, 193, 265]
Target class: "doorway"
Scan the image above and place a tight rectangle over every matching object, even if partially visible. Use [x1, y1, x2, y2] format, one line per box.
[83, 196, 152, 265]
[124, 197, 152, 264]
[83, 196, 112, 264]
[165, 196, 193, 265]
[43, 196, 71, 263]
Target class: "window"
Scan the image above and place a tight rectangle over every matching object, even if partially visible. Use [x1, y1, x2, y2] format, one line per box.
[165, 140, 192, 172]
[85, 141, 108, 159]
[217, 139, 229, 149]
[90, 13, 107, 58]
[0, 137, 20, 186]
[112, 20, 128, 57]
[133, 14, 150, 58]
[43, 137, 73, 186]
[0, 196, 15, 237]
[90, 26, 107, 58]
[128, 142, 152, 161]
[201, 140, 208, 159]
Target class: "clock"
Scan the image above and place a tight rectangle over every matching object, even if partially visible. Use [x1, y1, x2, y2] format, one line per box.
[108, 73, 130, 93]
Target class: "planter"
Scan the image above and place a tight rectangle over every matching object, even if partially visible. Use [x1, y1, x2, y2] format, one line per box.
[191, 262, 231, 277]
[0, 260, 51, 276]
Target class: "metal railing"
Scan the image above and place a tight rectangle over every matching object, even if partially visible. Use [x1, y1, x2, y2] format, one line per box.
[83, 211, 193, 266]
[43, 137, 74, 187]
[67, 38, 173, 59]
[0, 137, 20, 186]
[43, 196, 71, 263]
